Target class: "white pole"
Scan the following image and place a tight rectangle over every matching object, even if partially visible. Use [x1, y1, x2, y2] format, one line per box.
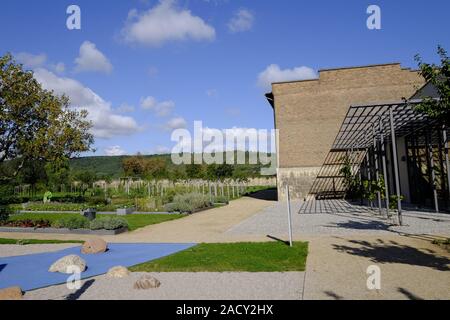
[286, 184, 293, 247]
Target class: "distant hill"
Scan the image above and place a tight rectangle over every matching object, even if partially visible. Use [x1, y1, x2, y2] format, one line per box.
[69, 156, 126, 178]
[69, 152, 275, 179]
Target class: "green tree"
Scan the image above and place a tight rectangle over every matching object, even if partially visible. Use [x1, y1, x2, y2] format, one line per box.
[414, 46, 450, 125]
[144, 158, 168, 180]
[18, 159, 48, 194]
[206, 163, 233, 181]
[185, 164, 205, 179]
[122, 155, 146, 176]
[45, 161, 71, 192]
[73, 170, 96, 195]
[0, 53, 93, 181]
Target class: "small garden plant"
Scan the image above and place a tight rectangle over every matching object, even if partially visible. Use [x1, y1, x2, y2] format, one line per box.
[164, 192, 211, 213]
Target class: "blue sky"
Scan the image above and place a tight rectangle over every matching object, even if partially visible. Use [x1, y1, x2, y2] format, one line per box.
[1, 0, 449, 156]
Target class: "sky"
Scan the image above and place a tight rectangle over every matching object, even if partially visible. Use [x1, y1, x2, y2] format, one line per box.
[1, 0, 449, 157]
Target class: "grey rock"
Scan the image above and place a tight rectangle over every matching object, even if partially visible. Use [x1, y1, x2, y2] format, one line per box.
[49, 254, 86, 274]
[133, 274, 161, 289]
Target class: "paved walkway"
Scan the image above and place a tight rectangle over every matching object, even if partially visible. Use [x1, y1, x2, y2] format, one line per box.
[226, 199, 450, 299]
[23, 272, 304, 300]
[304, 235, 450, 300]
[2, 195, 450, 299]
[0, 196, 275, 243]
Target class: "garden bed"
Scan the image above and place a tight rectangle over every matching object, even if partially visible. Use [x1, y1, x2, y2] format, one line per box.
[2, 212, 187, 232]
[0, 226, 128, 235]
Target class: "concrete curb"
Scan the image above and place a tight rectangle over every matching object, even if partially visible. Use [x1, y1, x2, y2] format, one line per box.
[0, 226, 128, 235]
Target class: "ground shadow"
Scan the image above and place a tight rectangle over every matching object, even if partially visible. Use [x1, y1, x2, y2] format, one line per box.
[0, 264, 6, 273]
[245, 188, 278, 201]
[266, 235, 290, 246]
[324, 291, 344, 300]
[398, 287, 424, 300]
[65, 279, 95, 300]
[332, 239, 450, 271]
[325, 220, 392, 231]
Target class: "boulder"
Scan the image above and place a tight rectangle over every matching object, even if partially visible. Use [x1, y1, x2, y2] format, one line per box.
[133, 274, 161, 289]
[106, 266, 130, 278]
[0, 286, 23, 300]
[81, 238, 107, 254]
[49, 254, 86, 274]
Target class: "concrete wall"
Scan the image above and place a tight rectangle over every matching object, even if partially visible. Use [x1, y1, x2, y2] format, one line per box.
[270, 63, 425, 200]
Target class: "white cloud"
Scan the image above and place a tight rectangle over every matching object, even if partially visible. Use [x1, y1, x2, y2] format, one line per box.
[228, 9, 254, 33]
[257, 64, 317, 90]
[15, 52, 65, 75]
[164, 116, 187, 131]
[121, 0, 215, 47]
[34, 68, 140, 139]
[104, 145, 127, 156]
[74, 41, 113, 74]
[53, 62, 65, 73]
[140, 96, 175, 117]
[15, 52, 47, 68]
[116, 103, 135, 113]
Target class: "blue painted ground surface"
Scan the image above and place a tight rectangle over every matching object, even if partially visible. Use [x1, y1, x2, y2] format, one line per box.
[0, 243, 196, 291]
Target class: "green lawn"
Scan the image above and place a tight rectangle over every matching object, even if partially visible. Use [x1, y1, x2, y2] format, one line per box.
[0, 238, 83, 245]
[7, 212, 187, 231]
[118, 214, 186, 231]
[130, 242, 308, 272]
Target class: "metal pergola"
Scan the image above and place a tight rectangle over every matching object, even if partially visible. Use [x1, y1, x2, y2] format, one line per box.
[303, 98, 450, 225]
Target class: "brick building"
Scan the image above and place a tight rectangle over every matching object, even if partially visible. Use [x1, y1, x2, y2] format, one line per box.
[265, 63, 425, 200]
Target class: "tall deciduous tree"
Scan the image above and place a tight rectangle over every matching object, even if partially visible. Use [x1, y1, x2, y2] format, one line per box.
[0, 53, 93, 180]
[414, 46, 450, 125]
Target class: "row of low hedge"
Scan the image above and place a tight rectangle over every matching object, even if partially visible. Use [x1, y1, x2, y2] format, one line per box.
[0, 194, 86, 205]
[53, 216, 129, 230]
[0, 215, 128, 231]
[7, 201, 121, 212]
[212, 195, 229, 204]
[164, 192, 212, 213]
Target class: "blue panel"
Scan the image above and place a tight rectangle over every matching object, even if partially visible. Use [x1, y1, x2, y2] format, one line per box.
[0, 243, 196, 291]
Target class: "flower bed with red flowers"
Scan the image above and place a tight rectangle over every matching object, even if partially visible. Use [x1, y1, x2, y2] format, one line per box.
[0, 219, 52, 228]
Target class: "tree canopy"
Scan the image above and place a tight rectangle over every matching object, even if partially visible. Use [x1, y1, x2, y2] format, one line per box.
[414, 46, 450, 125]
[0, 53, 94, 181]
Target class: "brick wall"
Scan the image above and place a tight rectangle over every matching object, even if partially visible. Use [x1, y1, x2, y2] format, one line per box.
[271, 63, 425, 200]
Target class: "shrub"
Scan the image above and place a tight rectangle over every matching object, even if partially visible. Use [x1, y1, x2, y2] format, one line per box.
[103, 217, 128, 230]
[213, 195, 229, 204]
[163, 202, 179, 213]
[89, 218, 105, 230]
[0, 206, 11, 222]
[162, 188, 177, 204]
[164, 192, 211, 213]
[89, 217, 128, 230]
[87, 196, 108, 206]
[23, 202, 85, 211]
[0, 219, 52, 228]
[0, 194, 86, 205]
[52, 216, 89, 229]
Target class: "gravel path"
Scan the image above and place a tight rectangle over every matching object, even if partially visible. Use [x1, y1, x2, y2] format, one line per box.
[0, 196, 275, 244]
[0, 244, 80, 258]
[3, 197, 450, 300]
[303, 234, 450, 300]
[227, 200, 450, 238]
[24, 272, 304, 300]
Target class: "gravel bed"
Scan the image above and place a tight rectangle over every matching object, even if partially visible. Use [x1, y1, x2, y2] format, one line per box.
[227, 201, 450, 237]
[0, 244, 81, 258]
[24, 272, 304, 300]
